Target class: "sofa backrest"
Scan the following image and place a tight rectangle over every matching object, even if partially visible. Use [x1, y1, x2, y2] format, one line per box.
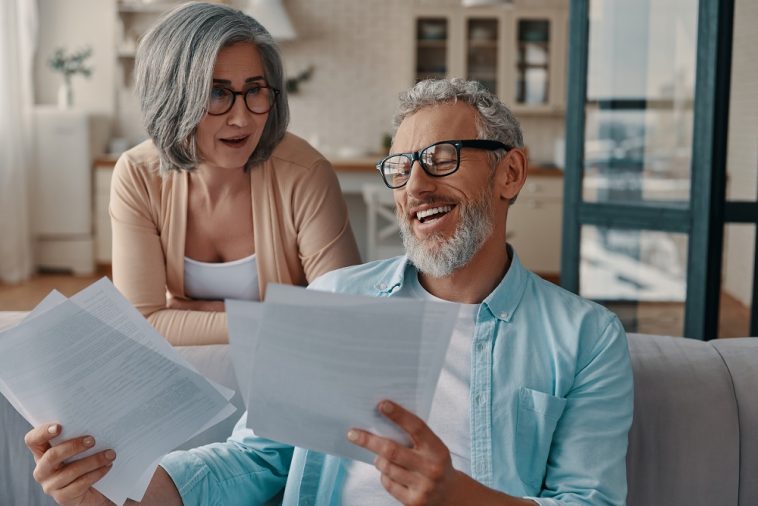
[711, 338, 758, 505]
[626, 333, 744, 505]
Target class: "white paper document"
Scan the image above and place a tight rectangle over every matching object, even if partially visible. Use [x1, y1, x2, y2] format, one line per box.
[227, 284, 458, 464]
[0, 280, 237, 505]
[225, 300, 263, 407]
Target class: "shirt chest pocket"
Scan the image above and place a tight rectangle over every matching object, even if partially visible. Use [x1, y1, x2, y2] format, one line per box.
[515, 387, 567, 489]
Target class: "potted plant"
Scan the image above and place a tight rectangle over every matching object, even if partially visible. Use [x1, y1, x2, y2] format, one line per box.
[48, 46, 93, 109]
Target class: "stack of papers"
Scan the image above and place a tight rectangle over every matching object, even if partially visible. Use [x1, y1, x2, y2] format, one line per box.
[0, 279, 237, 505]
[227, 284, 458, 463]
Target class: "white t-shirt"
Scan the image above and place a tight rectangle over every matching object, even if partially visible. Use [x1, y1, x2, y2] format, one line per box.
[341, 273, 478, 504]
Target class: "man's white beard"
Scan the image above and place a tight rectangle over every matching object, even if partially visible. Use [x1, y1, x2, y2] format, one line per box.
[398, 186, 494, 279]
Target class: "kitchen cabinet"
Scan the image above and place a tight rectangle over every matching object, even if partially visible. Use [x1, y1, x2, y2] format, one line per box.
[94, 165, 114, 265]
[507, 171, 563, 275]
[32, 108, 95, 275]
[413, 0, 568, 115]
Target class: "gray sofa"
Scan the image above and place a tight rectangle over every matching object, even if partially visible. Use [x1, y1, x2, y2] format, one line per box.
[1, 314, 756, 505]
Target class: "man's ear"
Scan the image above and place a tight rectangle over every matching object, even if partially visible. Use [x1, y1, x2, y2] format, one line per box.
[495, 148, 528, 202]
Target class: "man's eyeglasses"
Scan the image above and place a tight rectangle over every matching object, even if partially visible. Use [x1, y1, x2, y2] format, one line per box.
[375, 139, 511, 189]
[207, 84, 279, 116]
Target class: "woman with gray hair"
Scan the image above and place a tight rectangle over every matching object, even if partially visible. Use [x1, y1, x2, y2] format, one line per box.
[108, 2, 360, 346]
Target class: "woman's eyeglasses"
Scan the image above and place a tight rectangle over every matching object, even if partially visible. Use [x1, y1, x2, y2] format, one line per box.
[207, 85, 279, 116]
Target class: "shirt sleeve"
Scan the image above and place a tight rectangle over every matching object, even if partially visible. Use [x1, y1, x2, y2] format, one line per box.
[528, 315, 634, 506]
[160, 412, 293, 506]
[109, 153, 228, 345]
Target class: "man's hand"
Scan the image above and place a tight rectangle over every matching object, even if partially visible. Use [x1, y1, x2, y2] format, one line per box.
[25, 423, 115, 506]
[346, 400, 468, 505]
[347, 401, 535, 506]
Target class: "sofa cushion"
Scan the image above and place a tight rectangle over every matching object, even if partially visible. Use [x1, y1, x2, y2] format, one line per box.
[626, 333, 740, 506]
[711, 338, 758, 505]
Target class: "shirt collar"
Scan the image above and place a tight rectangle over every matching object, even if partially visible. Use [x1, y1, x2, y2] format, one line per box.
[376, 246, 528, 322]
[482, 245, 528, 323]
[372, 256, 412, 295]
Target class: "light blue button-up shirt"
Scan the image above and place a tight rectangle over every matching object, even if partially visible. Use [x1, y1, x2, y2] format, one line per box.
[161, 250, 633, 505]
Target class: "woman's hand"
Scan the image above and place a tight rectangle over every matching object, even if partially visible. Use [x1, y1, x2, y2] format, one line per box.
[166, 295, 224, 312]
[25, 423, 116, 506]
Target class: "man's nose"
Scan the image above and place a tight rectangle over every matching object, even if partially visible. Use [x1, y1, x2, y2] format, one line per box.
[404, 159, 436, 198]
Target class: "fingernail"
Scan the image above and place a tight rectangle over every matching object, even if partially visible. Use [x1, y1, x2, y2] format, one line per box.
[381, 401, 394, 414]
[105, 450, 116, 461]
[347, 430, 358, 442]
[47, 424, 59, 435]
[83, 436, 95, 447]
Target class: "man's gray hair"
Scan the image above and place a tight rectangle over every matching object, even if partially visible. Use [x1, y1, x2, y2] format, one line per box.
[135, 2, 289, 174]
[393, 78, 524, 165]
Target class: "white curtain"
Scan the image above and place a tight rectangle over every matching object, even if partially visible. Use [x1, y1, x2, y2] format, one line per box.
[0, 0, 37, 284]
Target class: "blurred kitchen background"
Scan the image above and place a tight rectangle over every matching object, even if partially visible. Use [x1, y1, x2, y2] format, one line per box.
[0, 0, 756, 339]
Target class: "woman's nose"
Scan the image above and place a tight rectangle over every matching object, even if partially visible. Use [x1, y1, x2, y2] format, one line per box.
[226, 96, 251, 127]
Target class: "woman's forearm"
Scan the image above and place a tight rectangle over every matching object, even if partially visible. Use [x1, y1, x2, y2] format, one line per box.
[147, 308, 228, 345]
[166, 297, 225, 312]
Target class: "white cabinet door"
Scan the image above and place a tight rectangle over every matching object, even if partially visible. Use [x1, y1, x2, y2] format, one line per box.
[94, 168, 113, 264]
[507, 175, 563, 275]
[32, 108, 91, 236]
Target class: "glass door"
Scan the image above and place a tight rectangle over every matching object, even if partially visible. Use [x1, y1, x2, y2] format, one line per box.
[720, 0, 758, 337]
[562, 0, 735, 339]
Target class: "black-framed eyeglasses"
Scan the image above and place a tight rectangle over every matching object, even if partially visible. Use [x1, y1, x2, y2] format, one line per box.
[207, 84, 280, 116]
[375, 139, 511, 189]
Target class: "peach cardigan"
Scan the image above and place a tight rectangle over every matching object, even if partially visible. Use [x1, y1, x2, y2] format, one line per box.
[110, 133, 361, 345]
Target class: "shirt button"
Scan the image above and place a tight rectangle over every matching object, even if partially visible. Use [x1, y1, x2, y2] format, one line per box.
[378, 283, 387, 290]
[477, 394, 486, 406]
[477, 342, 485, 352]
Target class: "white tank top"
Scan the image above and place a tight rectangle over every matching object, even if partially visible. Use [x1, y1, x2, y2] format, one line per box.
[183, 253, 260, 301]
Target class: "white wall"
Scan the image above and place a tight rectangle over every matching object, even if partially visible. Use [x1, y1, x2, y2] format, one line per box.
[723, 0, 758, 306]
[282, 0, 414, 158]
[34, 0, 116, 153]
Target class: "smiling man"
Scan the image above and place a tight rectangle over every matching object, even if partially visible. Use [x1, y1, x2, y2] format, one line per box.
[25, 78, 632, 506]
[314, 78, 634, 505]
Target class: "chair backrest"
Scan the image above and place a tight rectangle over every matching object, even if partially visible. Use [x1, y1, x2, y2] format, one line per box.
[361, 183, 405, 261]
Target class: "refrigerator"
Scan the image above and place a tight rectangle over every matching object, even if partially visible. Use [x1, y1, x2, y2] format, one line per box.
[31, 106, 95, 275]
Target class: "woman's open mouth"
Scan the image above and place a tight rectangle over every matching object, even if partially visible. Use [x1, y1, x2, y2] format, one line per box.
[219, 135, 250, 148]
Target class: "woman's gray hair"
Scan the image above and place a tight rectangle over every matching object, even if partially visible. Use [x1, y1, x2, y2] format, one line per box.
[393, 78, 524, 166]
[135, 2, 289, 173]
